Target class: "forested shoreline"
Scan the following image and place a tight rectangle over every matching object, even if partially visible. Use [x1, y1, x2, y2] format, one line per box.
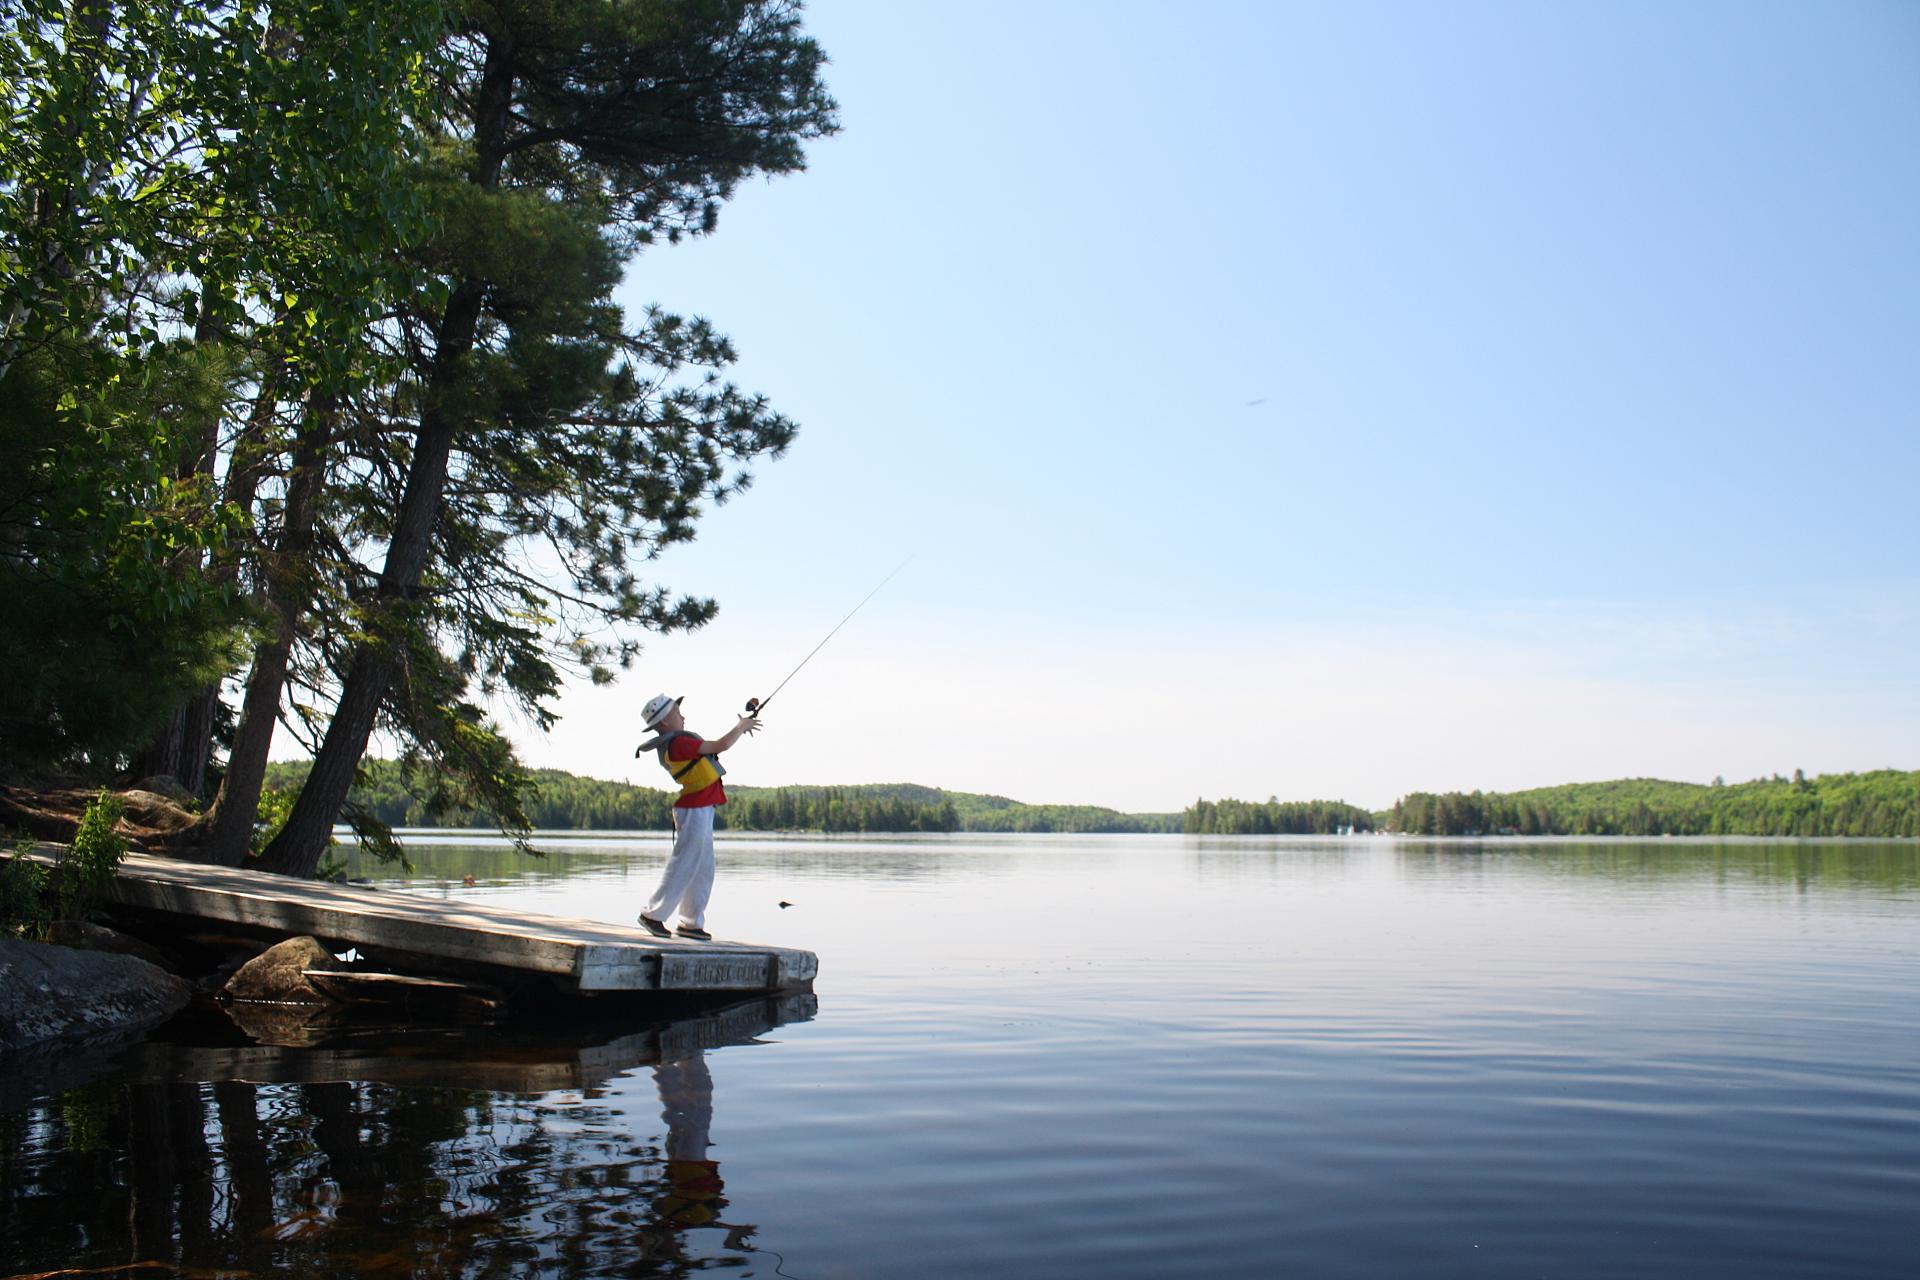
[263, 763, 1920, 839]
[263, 762, 1185, 835]
[1381, 771, 1920, 838]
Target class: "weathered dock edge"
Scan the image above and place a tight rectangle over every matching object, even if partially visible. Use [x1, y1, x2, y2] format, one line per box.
[34, 850, 817, 995]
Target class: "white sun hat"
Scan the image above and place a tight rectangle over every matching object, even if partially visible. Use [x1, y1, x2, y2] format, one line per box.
[641, 693, 683, 728]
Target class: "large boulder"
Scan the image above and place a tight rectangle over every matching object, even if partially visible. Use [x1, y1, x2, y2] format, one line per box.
[129, 775, 199, 807]
[0, 938, 192, 1054]
[117, 788, 198, 835]
[223, 936, 344, 1004]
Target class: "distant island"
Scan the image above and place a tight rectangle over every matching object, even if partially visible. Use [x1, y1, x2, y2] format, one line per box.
[263, 763, 1919, 840]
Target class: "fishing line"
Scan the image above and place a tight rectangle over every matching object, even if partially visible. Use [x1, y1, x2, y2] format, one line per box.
[744, 555, 914, 717]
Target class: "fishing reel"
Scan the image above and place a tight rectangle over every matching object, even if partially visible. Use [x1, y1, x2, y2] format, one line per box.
[743, 697, 762, 716]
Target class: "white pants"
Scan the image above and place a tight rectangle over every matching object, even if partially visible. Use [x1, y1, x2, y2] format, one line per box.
[645, 804, 715, 929]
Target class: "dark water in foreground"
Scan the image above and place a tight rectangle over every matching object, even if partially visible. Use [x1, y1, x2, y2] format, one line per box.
[3, 834, 1918, 1279]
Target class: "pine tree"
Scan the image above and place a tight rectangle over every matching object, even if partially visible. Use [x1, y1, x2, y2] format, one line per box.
[255, 0, 837, 875]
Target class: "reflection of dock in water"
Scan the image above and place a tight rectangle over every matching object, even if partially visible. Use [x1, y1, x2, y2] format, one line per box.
[80, 850, 816, 996]
[1, 994, 814, 1277]
[124, 992, 817, 1094]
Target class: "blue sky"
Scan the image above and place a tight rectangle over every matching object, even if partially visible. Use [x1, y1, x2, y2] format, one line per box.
[512, 0, 1919, 810]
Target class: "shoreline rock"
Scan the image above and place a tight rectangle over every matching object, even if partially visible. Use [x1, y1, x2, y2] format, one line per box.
[0, 938, 192, 1055]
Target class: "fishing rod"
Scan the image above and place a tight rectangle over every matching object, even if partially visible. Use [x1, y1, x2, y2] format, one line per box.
[743, 555, 913, 717]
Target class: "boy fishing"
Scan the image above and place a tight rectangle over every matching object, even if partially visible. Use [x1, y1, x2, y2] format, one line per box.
[634, 693, 761, 941]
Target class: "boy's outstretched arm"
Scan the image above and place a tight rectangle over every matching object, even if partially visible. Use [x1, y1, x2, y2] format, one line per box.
[699, 713, 762, 755]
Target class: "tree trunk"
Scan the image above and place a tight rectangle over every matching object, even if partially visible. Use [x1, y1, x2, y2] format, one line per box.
[254, 38, 516, 879]
[253, 409, 461, 876]
[177, 688, 217, 797]
[198, 395, 336, 866]
[253, 647, 396, 876]
[256, 275, 488, 877]
[198, 637, 295, 865]
[131, 706, 188, 782]
[153, 374, 282, 828]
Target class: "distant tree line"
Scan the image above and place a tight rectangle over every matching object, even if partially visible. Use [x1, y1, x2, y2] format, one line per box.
[263, 763, 1179, 835]
[1183, 797, 1376, 835]
[262, 763, 1920, 841]
[955, 803, 1181, 834]
[1383, 771, 1920, 838]
[734, 785, 1183, 834]
[725, 788, 961, 833]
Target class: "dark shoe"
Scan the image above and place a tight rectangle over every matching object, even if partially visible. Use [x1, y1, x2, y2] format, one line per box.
[674, 925, 712, 941]
[637, 915, 670, 938]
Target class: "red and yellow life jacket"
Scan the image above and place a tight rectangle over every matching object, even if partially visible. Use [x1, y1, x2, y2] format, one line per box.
[654, 731, 724, 798]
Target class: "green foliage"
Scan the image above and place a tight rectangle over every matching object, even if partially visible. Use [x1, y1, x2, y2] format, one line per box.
[338, 798, 413, 874]
[254, 784, 299, 851]
[374, 642, 536, 857]
[379, 0, 841, 701]
[1184, 797, 1376, 835]
[0, 332, 251, 771]
[1382, 771, 1920, 837]
[0, 0, 447, 775]
[0, 0, 446, 368]
[57, 791, 127, 919]
[0, 843, 52, 940]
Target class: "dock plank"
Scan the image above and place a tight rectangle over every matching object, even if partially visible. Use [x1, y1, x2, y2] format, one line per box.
[31, 850, 816, 994]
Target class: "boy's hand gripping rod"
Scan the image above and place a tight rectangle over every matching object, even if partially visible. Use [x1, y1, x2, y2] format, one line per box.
[744, 556, 913, 717]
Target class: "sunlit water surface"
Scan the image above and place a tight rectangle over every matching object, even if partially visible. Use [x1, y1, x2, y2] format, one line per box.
[4, 834, 1917, 1278]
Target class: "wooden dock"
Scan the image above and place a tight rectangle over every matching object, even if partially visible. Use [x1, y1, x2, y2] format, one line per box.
[52, 850, 816, 996]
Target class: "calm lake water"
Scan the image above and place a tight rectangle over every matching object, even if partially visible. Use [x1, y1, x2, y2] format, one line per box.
[4, 833, 1918, 1278]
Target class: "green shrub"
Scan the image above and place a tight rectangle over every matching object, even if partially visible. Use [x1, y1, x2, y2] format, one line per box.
[57, 791, 128, 920]
[254, 783, 298, 851]
[0, 843, 51, 940]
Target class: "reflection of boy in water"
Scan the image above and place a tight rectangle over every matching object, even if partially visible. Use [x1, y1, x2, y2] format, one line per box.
[639, 1053, 758, 1258]
[657, 1054, 724, 1225]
